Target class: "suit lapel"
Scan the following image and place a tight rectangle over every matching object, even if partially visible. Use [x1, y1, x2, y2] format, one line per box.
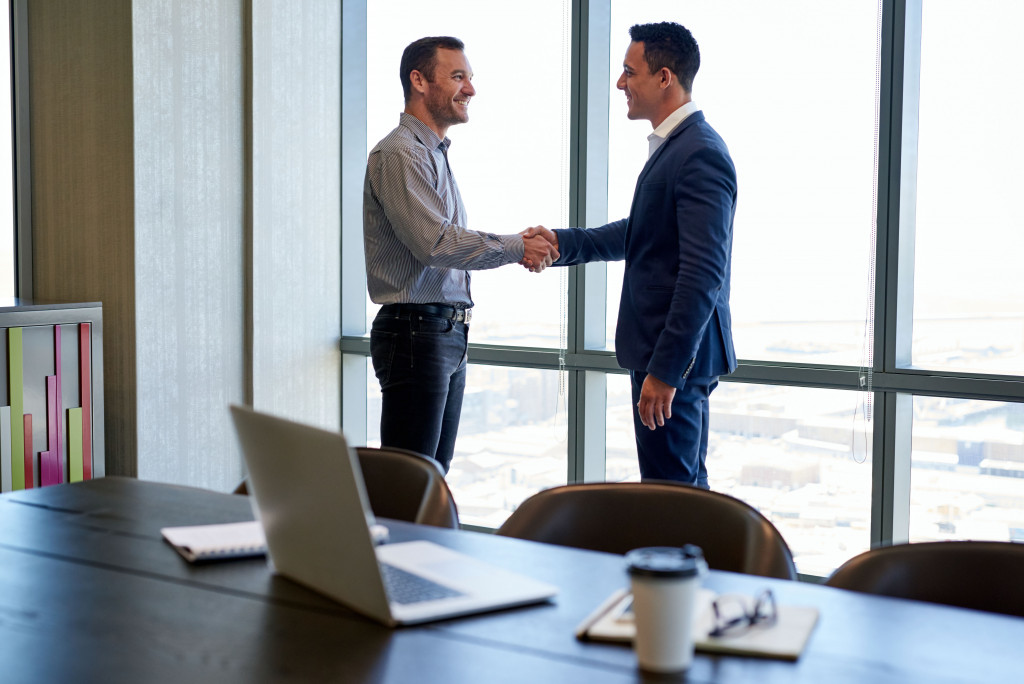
[625, 110, 706, 243]
[634, 110, 705, 186]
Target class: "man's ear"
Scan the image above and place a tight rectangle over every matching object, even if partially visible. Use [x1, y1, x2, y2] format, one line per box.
[409, 69, 429, 95]
[659, 67, 675, 90]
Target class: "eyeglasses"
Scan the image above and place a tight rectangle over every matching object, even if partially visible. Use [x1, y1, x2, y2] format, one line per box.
[708, 589, 777, 638]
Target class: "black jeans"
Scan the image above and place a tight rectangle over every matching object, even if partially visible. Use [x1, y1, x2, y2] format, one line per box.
[370, 308, 468, 473]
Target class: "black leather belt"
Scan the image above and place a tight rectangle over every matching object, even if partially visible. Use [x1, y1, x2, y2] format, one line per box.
[380, 303, 473, 324]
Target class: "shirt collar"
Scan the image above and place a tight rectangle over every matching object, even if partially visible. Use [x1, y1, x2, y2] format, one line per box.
[399, 112, 450, 152]
[647, 101, 701, 158]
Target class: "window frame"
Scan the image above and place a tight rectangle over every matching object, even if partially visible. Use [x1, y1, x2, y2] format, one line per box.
[7, 0, 32, 299]
[339, 0, 1024, 577]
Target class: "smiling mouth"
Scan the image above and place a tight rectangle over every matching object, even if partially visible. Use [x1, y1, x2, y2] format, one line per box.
[455, 99, 470, 106]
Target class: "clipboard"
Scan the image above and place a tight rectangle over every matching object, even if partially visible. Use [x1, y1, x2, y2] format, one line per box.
[576, 587, 819, 661]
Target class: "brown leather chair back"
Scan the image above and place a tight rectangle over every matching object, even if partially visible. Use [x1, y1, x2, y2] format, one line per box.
[825, 540, 1024, 617]
[496, 481, 796, 580]
[233, 446, 459, 529]
[354, 446, 460, 529]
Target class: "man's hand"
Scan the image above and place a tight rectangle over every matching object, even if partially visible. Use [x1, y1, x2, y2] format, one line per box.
[521, 225, 559, 251]
[637, 374, 676, 430]
[520, 227, 559, 273]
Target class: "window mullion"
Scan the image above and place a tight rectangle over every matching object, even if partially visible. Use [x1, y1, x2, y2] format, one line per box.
[568, 0, 611, 484]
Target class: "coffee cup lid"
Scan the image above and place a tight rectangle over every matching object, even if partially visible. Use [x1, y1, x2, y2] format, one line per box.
[625, 545, 707, 578]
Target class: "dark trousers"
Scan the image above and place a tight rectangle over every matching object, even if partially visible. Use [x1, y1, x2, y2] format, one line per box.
[630, 370, 719, 488]
[370, 309, 468, 473]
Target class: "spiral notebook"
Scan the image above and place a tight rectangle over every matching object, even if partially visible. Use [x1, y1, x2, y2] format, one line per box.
[162, 520, 392, 563]
[161, 521, 267, 563]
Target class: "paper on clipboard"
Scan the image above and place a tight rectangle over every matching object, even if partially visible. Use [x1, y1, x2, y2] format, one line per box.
[576, 587, 819, 661]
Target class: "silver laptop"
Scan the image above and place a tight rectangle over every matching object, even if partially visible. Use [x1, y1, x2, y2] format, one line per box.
[229, 405, 557, 626]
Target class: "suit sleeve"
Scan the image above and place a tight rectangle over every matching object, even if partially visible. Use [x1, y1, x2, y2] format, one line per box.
[551, 219, 628, 266]
[647, 144, 736, 385]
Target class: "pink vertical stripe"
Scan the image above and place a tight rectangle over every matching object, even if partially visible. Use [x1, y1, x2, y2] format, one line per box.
[43, 375, 57, 487]
[54, 326, 64, 483]
[23, 414, 33, 489]
[79, 323, 92, 480]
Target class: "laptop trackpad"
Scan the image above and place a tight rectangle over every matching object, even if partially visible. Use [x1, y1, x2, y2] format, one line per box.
[378, 541, 535, 593]
[422, 556, 492, 582]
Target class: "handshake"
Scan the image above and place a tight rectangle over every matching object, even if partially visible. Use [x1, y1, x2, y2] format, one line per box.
[519, 226, 560, 273]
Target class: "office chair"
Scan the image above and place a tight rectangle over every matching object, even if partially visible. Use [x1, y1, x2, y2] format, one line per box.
[824, 540, 1024, 617]
[353, 446, 460, 529]
[496, 481, 797, 580]
[233, 445, 459, 529]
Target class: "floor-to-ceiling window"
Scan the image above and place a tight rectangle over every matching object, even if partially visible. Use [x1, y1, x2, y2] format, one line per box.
[904, 0, 1024, 544]
[603, 1, 878, 577]
[355, 0, 573, 528]
[340, 0, 1024, 578]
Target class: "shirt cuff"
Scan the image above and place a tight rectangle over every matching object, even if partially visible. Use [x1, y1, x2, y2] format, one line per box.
[501, 233, 526, 263]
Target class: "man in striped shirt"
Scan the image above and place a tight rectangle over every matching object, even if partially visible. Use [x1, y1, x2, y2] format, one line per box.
[363, 36, 558, 473]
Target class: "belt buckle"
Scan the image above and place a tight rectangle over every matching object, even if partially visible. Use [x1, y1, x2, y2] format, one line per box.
[462, 308, 472, 324]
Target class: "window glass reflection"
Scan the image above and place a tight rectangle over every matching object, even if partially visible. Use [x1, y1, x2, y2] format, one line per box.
[608, 376, 872, 576]
[365, 0, 569, 347]
[912, 1, 1024, 375]
[369, 363, 568, 528]
[605, 1, 878, 364]
[910, 397, 1024, 542]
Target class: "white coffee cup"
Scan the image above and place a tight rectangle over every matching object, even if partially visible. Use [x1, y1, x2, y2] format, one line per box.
[625, 545, 708, 673]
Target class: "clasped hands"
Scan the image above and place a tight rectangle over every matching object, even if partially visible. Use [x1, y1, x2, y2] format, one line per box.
[519, 226, 560, 273]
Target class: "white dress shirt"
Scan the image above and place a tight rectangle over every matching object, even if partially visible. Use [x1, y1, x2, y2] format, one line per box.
[647, 101, 701, 158]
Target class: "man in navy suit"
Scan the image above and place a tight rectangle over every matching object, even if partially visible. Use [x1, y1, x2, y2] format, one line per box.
[530, 22, 736, 487]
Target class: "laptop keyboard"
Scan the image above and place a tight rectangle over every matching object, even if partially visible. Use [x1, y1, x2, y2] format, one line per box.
[381, 562, 465, 605]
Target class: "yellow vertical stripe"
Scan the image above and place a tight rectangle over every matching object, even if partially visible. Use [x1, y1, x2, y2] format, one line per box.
[9, 328, 24, 490]
[68, 407, 84, 483]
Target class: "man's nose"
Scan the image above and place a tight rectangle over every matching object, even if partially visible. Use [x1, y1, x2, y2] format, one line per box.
[616, 72, 626, 90]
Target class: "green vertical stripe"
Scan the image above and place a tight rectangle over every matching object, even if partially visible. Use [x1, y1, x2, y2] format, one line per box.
[68, 407, 83, 483]
[9, 328, 24, 490]
[1, 406, 10, 492]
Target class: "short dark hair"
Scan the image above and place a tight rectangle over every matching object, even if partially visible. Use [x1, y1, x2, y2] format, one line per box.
[628, 22, 700, 93]
[400, 36, 465, 103]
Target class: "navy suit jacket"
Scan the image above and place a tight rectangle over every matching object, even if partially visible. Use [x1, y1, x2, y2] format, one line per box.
[555, 111, 737, 388]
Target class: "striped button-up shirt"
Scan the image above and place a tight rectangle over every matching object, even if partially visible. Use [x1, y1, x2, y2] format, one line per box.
[363, 113, 525, 307]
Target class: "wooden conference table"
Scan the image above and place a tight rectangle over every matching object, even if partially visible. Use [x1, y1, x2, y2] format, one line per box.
[0, 478, 1021, 683]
